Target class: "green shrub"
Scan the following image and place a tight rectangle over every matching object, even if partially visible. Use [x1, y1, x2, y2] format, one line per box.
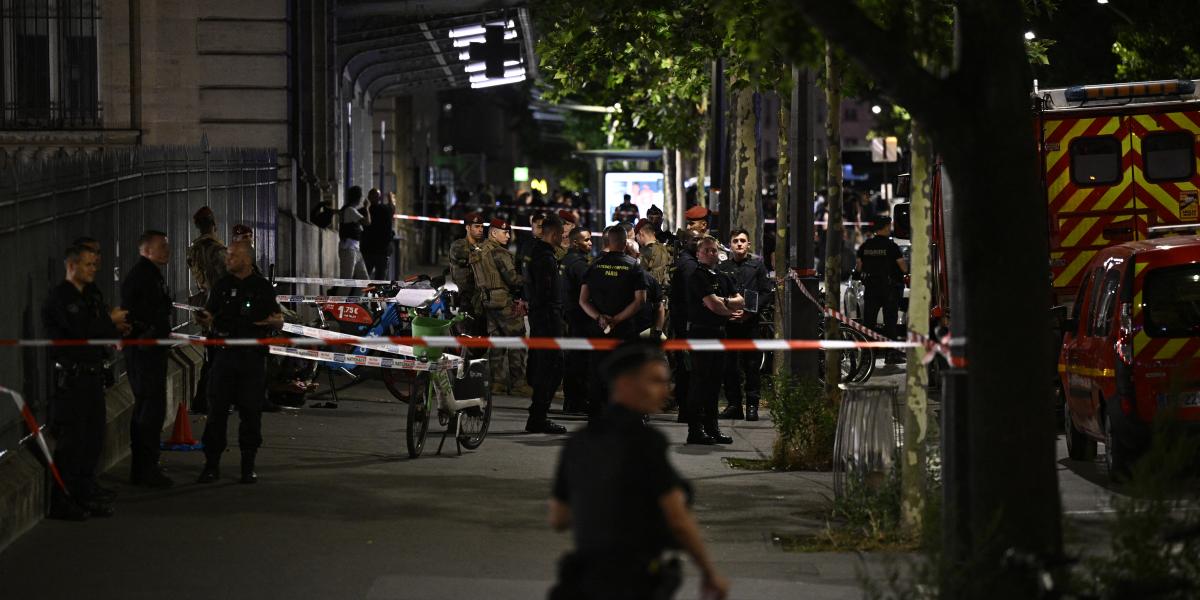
[763, 375, 838, 470]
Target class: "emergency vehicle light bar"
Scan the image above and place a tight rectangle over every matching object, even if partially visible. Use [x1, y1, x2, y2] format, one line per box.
[1064, 79, 1195, 103]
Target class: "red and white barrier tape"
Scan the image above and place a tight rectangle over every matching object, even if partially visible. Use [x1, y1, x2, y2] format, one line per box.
[268, 346, 456, 371]
[785, 269, 954, 365]
[1, 385, 68, 494]
[273, 276, 405, 287]
[0, 334, 915, 352]
[393, 213, 604, 237]
[280, 323, 463, 362]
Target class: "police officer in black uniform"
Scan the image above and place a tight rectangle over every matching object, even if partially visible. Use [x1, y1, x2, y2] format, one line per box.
[855, 216, 908, 364]
[667, 229, 700, 422]
[195, 240, 284, 484]
[579, 226, 647, 417]
[524, 213, 569, 434]
[560, 227, 593, 414]
[42, 243, 130, 520]
[685, 236, 744, 445]
[717, 228, 774, 421]
[548, 341, 730, 600]
[120, 230, 176, 488]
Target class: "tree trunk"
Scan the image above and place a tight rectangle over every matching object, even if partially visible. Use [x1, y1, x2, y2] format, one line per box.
[694, 93, 708, 225]
[731, 86, 760, 249]
[821, 43, 844, 397]
[775, 97, 791, 376]
[901, 119, 933, 534]
[789, 2, 1062, 596]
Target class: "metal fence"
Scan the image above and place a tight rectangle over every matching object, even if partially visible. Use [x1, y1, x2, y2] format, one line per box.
[0, 143, 278, 456]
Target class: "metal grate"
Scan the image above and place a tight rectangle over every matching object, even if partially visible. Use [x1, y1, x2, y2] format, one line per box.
[0, 0, 101, 130]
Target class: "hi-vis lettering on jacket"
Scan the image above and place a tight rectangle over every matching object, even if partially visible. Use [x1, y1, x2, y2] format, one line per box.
[602, 263, 632, 277]
[1036, 79, 1200, 304]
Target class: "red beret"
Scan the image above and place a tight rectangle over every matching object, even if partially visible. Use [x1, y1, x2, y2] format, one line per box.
[464, 212, 484, 225]
[489, 218, 510, 231]
[685, 205, 709, 221]
[557, 209, 578, 224]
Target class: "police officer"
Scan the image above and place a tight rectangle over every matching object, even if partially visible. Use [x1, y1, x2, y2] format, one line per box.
[667, 229, 700, 422]
[516, 211, 545, 278]
[448, 213, 487, 337]
[195, 241, 283, 484]
[560, 227, 593, 414]
[645, 205, 676, 247]
[855, 216, 908, 364]
[717, 228, 773, 421]
[613, 193, 640, 226]
[42, 243, 130, 519]
[548, 341, 730, 600]
[121, 230, 175, 488]
[472, 219, 531, 396]
[524, 213, 569, 434]
[579, 226, 647, 416]
[686, 236, 744, 445]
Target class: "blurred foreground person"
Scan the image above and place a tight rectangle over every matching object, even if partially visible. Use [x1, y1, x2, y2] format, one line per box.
[548, 341, 729, 600]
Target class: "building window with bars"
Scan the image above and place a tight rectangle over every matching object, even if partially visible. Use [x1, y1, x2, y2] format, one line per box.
[0, 0, 100, 130]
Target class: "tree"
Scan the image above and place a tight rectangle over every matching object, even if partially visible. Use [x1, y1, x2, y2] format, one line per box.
[788, 1, 1062, 597]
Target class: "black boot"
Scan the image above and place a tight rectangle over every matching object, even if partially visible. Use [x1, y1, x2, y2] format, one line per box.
[718, 404, 744, 420]
[197, 461, 220, 484]
[745, 400, 759, 422]
[704, 421, 733, 444]
[240, 452, 257, 484]
[686, 424, 715, 445]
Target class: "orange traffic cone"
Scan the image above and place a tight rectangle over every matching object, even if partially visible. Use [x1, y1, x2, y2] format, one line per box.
[162, 399, 203, 451]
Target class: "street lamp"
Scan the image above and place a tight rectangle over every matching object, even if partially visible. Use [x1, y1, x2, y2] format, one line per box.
[1024, 31, 1036, 40]
[871, 105, 882, 115]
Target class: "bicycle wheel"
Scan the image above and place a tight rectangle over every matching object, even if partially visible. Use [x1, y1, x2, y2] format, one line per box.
[406, 372, 432, 458]
[382, 369, 409, 402]
[841, 326, 875, 383]
[457, 363, 492, 450]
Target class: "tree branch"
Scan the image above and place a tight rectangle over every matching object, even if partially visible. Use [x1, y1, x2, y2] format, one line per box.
[791, 0, 949, 125]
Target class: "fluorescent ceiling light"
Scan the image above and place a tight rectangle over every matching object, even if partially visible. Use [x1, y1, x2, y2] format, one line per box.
[451, 29, 517, 48]
[470, 74, 526, 89]
[448, 20, 515, 38]
[464, 59, 521, 73]
[459, 51, 471, 61]
[469, 67, 525, 82]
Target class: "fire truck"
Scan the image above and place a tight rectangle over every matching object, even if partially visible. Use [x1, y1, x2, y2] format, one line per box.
[1036, 78, 1200, 304]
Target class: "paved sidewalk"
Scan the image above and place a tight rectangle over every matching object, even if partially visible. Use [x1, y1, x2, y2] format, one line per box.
[0, 375, 891, 599]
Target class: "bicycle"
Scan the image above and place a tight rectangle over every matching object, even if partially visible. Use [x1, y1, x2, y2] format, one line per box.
[403, 317, 493, 458]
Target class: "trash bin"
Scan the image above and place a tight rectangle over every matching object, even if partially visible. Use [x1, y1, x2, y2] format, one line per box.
[832, 383, 901, 500]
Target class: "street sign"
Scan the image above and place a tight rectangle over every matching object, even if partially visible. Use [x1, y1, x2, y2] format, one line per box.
[871, 136, 900, 163]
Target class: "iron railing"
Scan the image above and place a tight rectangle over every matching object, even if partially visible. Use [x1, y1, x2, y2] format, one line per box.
[0, 143, 278, 456]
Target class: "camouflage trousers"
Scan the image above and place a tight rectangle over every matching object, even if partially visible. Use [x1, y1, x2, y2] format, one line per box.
[485, 304, 526, 390]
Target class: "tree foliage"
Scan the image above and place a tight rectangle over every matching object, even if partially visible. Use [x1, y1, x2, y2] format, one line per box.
[1112, 0, 1200, 80]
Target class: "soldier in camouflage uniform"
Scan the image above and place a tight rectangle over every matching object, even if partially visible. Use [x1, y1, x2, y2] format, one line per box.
[186, 207, 228, 306]
[471, 218, 531, 396]
[635, 219, 672, 288]
[554, 209, 577, 262]
[448, 212, 487, 324]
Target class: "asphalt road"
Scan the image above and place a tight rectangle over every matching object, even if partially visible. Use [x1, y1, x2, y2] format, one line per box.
[0, 361, 1121, 599]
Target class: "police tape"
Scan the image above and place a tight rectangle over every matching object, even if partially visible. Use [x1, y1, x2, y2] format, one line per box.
[268, 346, 456, 372]
[276, 295, 393, 304]
[393, 213, 605, 237]
[785, 269, 953, 365]
[280, 322, 463, 362]
[173, 302, 203, 312]
[273, 276, 405, 287]
[0, 333, 917, 351]
[0, 385, 68, 495]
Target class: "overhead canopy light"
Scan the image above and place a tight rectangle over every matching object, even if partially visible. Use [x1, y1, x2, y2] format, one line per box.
[464, 59, 521, 73]
[452, 29, 517, 48]
[448, 20, 515, 38]
[469, 66, 525, 82]
[470, 74, 526, 89]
